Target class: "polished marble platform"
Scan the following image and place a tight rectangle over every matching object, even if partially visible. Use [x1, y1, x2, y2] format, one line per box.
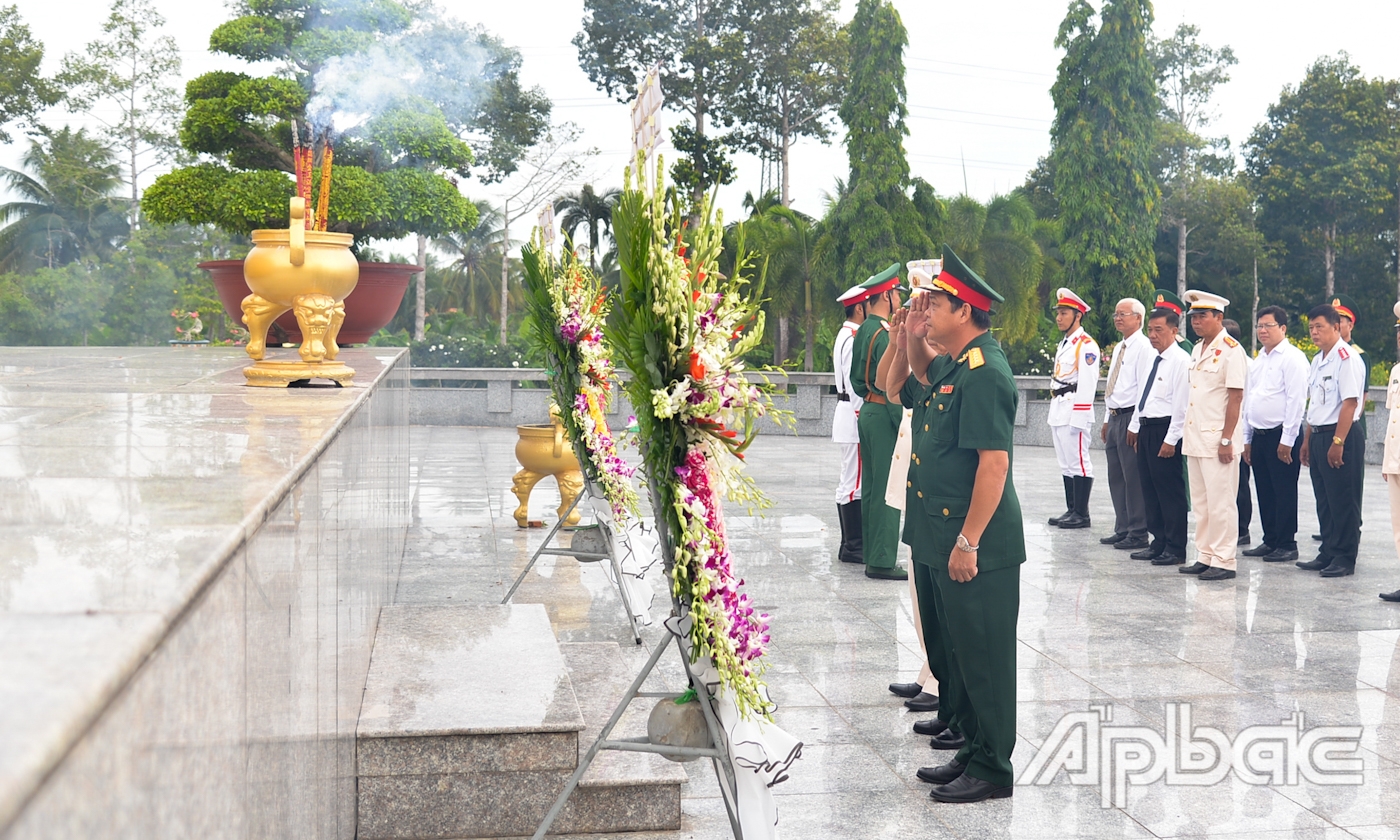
[405, 425, 1400, 840]
[0, 347, 409, 839]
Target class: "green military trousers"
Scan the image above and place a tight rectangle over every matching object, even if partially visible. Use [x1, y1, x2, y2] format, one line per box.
[930, 562, 1020, 787]
[912, 556, 953, 727]
[858, 402, 902, 570]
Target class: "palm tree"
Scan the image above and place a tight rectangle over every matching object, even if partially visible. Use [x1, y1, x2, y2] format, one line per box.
[554, 184, 620, 271]
[943, 193, 1044, 344]
[434, 201, 518, 322]
[0, 127, 127, 272]
[764, 205, 821, 369]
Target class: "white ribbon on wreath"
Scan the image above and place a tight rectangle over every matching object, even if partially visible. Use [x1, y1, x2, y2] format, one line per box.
[586, 483, 659, 627]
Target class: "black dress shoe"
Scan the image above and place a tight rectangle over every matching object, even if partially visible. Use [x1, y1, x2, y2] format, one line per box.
[905, 692, 940, 712]
[889, 682, 923, 699]
[1057, 512, 1091, 529]
[1151, 553, 1186, 566]
[1130, 547, 1162, 560]
[1179, 562, 1209, 574]
[916, 760, 966, 784]
[1262, 548, 1299, 562]
[1114, 537, 1150, 550]
[929, 773, 1013, 803]
[913, 718, 949, 737]
[1238, 534, 1251, 546]
[1319, 563, 1355, 578]
[1099, 532, 1127, 544]
[1199, 567, 1236, 581]
[1311, 533, 1323, 541]
[1296, 558, 1328, 571]
[1241, 544, 1274, 557]
[1380, 590, 1400, 602]
[929, 729, 966, 750]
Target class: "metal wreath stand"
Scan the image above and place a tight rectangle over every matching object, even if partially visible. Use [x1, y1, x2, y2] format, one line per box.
[529, 466, 745, 840]
[501, 472, 645, 646]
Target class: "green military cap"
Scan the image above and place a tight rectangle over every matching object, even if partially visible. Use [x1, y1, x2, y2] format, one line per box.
[931, 245, 1002, 313]
[1150, 288, 1185, 315]
[860, 262, 909, 296]
[1328, 293, 1359, 324]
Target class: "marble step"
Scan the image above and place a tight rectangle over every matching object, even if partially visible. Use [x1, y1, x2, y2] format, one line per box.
[356, 605, 683, 838]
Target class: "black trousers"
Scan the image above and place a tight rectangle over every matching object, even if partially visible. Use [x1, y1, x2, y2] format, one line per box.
[1309, 423, 1364, 567]
[1248, 425, 1302, 551]
[1237, 458, 1252, 536]
[1136, 417, 1188, 557]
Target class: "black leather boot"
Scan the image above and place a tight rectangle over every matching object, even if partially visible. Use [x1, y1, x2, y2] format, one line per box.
[839, 502, 864, 563]
[1058, 476, 1092, 529]
[1047, 476, 1074, 525]
[835, 504, 849, 563]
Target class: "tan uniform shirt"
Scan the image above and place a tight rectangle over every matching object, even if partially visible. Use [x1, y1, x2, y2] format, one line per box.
[1182, 329, 1248, 458]
[1383, 365, 1400, 477]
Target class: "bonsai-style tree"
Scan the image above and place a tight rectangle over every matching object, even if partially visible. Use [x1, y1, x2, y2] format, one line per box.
[144, 1, 551, 246]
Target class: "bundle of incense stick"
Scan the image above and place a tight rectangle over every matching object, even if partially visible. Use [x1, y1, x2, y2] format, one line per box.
[292, 122, 313, 228]
[314, 138, 333, 232]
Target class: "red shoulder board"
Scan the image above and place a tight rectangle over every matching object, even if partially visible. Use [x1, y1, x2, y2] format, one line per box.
[1223, 336, 1238, 348]
[1339, 347, 1351, 360]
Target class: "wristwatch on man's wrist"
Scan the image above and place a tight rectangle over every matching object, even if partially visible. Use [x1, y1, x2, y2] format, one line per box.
[1219, 438, 1232, 447]
[955, 533, 979, 553]
[1333, 435, 1344, 446]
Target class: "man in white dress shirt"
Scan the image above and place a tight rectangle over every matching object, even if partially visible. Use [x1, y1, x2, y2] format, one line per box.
[1297, 304, 1365, 577]
[1179, 291, 1249, 581]
[832, 284, 869, 565]
[1379, 301, 1400, 603]
[1100, 298, 1152, 550]
[1047, 288, 1100, 529]
[1239, 306, 1309, 564]
[1127, 307, 1192, 565]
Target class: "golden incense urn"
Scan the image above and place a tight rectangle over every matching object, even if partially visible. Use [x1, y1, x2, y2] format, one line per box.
[241, 197, 357, 387]
[511, 412, 584, 528]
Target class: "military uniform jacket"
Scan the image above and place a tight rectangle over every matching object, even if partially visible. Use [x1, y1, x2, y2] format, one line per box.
[911, 332, 1026, 571]
[1048, 326, 1099, 429]
[1181, 329, 1248, 458]
[849, 315, 902, 426]
[831, 321, 862, 444]
[1382, 363, 1400, 476]
[900, 377, 936, 550]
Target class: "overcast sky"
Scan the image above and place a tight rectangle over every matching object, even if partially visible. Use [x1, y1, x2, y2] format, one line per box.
[7, 0, 1400, 256]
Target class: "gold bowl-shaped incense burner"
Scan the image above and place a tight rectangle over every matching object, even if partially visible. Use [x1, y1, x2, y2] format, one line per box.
[511, 416, 584, 528]
[241, 197, 358, 386]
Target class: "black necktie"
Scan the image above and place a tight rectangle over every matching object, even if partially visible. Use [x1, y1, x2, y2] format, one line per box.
[1138, 355, 1163, 412]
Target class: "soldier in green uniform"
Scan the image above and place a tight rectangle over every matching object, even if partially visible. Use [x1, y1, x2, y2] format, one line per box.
[848, 263, 910, 580]
[905, 246, 1024, 803]
[1151, 289, 1195, 353]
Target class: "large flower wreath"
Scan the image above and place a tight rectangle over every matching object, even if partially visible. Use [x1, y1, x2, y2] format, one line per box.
[521, 239, 640, 523]
[608, 158, 788, 719]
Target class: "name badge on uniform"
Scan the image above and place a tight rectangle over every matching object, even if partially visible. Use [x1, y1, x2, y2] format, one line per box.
[939, 385, 954, 394]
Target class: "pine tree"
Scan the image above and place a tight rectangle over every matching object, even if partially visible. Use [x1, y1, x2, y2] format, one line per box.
[1049, 0, 1160, 338]
[818, 0, 932, 286]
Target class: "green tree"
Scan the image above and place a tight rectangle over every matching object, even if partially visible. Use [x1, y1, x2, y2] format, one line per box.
[1150, 22, 1237, 297]
[817, 0, 932, 288]
[1246, 55, 1399, 300]
[0, 263, 110, 345]
[0, 5, 60, 143]
[0, 128, 128, 271]
[59, 0, 183, 226]
[433, 200, 509, 320]
[722, 0, 847, 207]
[942, 193, 1045, 344]
[554, 184, 620, 271]
[1049, 0, 1160, 339]
[574, 0, 745, 204]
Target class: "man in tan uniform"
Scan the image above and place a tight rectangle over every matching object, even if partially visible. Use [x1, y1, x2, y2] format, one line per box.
[1179, 291, 1248, 581]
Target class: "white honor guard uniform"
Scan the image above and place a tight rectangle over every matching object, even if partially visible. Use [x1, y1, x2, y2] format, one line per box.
[833, 284, 867, 504]
[1049, 288, 1100, 478]
[1382, 302, 1400, 576]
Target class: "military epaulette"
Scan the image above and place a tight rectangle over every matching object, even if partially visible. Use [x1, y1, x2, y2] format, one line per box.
[1075, 334, 1093, 345]
[1356, 345, 1366, 354]
[967, 347, 985, 369]
[1223, 336, 1238, 348]
[882, 321, 892, 331]
[1339, 346, 1351, 360]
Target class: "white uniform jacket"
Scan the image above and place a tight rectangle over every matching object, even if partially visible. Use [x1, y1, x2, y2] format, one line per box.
[1048, 326, 1100, 430]
[831, 321, 862, 444]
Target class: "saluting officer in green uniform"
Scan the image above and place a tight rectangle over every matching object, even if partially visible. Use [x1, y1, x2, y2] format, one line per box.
[905, 246, 1023, 803]
[848, 264, 910, 580]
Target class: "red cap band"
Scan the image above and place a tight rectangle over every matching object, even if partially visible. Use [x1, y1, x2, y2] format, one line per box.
[932, 271, 993, 312]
